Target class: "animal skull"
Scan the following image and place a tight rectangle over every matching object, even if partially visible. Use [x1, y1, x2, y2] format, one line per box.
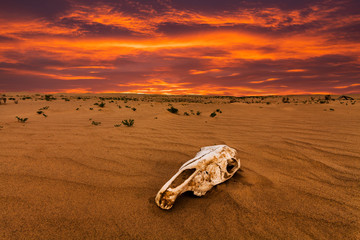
[155, 145, 240, 210]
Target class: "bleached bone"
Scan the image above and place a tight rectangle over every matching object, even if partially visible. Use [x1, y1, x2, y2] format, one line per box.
[155, 145, 240, 210]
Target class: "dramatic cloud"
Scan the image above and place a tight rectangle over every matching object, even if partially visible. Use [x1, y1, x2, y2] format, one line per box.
[0, 0, 359, 95]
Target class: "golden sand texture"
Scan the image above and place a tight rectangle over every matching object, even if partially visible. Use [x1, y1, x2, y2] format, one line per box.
[0, 94, 359, 239]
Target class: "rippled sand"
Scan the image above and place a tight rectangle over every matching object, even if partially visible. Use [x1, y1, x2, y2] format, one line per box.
[0, 94, 359, 239]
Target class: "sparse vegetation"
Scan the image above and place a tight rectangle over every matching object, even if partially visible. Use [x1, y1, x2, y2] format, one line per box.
[37, 110, 43, 115]
[330, 108, 335, 111]
[184, 112, 190, 116]
[45, 95, 56, 101]
[216, 109, 222, 113]
[167, 106, 179, 114]
[122, 119, 134, 127]
[282, 97, 290, 103]
[91, 121, 101, 126]
[114, 124, 122, 127]
[43, 113, 48, 117]
[39, 106, 49, 110]
[131, 107, 136, 111]
[98, 102, 106, 108]
[16, 116, 28, 123]
[210, 112, 217, 117]
[338, 95, 354, 100]
[89, 108, 93, 110]
[196, 111, 201, 115]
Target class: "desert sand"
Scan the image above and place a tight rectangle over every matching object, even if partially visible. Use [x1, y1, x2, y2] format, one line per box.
[0, 93, 359, 239]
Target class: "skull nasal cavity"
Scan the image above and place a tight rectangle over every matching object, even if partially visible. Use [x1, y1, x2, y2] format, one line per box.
[170, 169, 196, 188]
[226, 158, 238, 174]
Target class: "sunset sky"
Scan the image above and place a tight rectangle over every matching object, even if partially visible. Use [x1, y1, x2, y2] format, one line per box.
[0, 0, 359, 96]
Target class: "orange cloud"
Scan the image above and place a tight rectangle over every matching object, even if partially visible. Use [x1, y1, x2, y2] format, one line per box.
[0, 67, 105, 80]
[286, 69, 307, 72]
[333, 83, 360, 89]
[1, 1, 359, 95]
[250, 78, 280, 84]
[189, 69, 221, 75]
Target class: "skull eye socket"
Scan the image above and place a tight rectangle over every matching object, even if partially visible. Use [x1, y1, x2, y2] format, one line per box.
[170, 168, 196, 188]
[226, 158, 238, 174]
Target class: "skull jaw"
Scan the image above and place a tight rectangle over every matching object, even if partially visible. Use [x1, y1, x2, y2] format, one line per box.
[155, 175, 216, 209]
[155, 145, 241, 210]
[155, 167, 240, 209]
[155, 189, 178, 210]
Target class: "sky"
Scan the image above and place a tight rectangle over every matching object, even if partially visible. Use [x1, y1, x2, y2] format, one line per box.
[0, 0, 359, 96]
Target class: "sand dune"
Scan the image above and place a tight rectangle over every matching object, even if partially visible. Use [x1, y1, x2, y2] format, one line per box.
[0, 94, 359, 239]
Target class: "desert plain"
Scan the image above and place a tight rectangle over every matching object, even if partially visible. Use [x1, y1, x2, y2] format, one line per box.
[0, 93, 359, 239]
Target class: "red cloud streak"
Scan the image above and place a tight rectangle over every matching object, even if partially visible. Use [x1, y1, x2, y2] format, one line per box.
[0, 0, 359, 95]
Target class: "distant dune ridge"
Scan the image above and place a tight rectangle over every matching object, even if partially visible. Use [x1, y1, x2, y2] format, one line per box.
[0, 93, 359, 239]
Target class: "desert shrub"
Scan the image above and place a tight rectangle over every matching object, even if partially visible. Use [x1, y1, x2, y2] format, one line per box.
[118, 105, 122, 109]
[89, 108, 93, 110]
[125, 105, 131, 108]
[330, 108, 335, 111]
[37, 110, 43, 114]
[91, 121, 101, 126]
[98, 102, 106, 108]
[210, 112, 216, 117]
[184, 112, 190, 116]
[39, 106, 49, 110]
[16, 116, 28, 123]
[114, 124, 121, 127]
[167, 106, 178, 114]
[122, 119, 134, 127]
[43, 113, 47, 117]
[216, 109, 222, 113]
[325, 95, 331, 101]
[131, 107, 136, 111]
[196, 111, 201, 115]
[14, 100, 18, 104]
[45, 95, 56, 101]
[282, 97, 290, 103]
[94, 103, 99, 105]
[76, 108, 79, 110]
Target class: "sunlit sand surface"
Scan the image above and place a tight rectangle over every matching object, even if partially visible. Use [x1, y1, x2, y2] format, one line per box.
[0, 94, 359, 239]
